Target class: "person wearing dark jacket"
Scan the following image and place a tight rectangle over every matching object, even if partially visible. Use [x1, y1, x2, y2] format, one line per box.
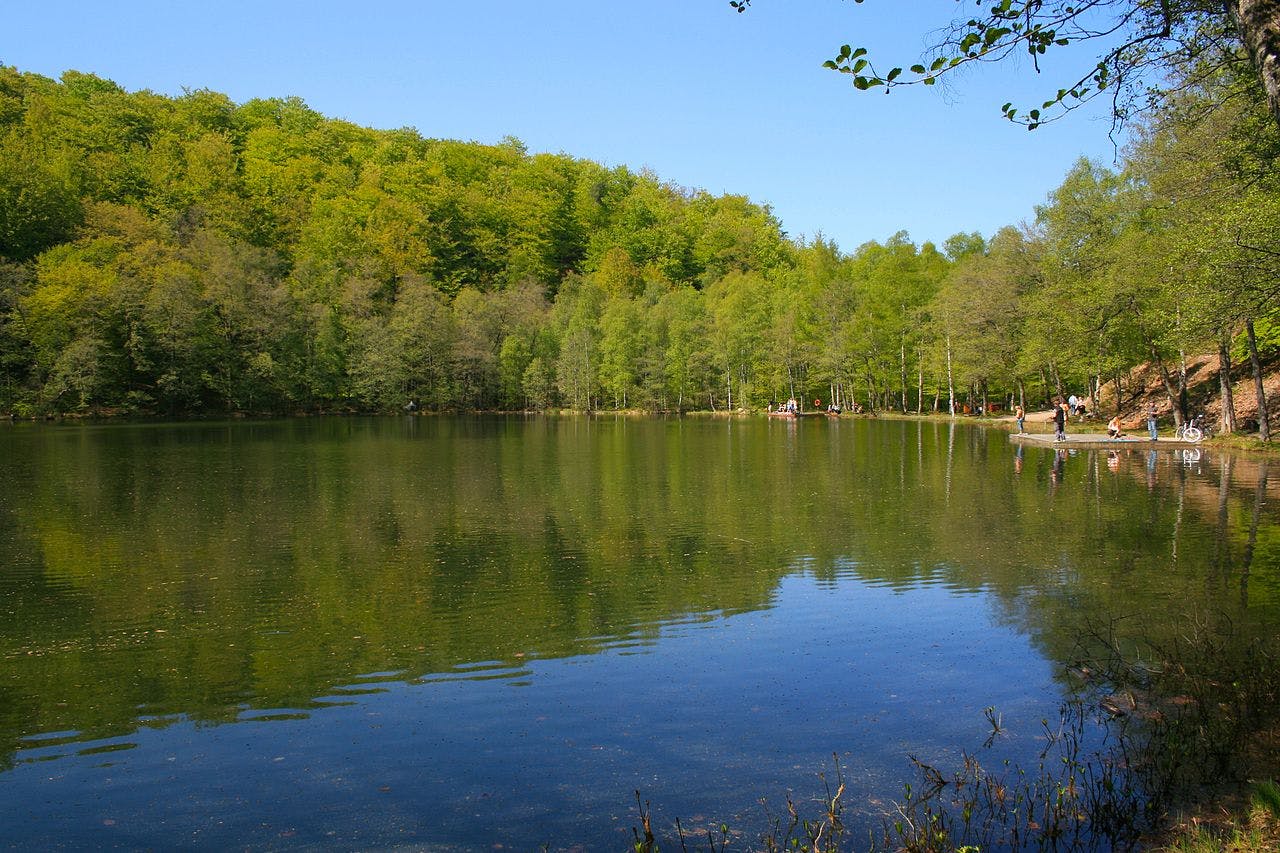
[1052, 402, 1067, 442]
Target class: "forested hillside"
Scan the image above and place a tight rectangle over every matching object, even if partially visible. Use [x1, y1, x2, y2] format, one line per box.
[0, 65, 1277, 432]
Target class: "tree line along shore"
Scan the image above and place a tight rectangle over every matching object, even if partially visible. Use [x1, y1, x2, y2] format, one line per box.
[0, 66, 1276, 439]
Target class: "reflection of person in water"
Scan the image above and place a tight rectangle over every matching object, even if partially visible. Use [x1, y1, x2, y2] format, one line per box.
[1107, 450, 1120, 471]
[1050, 448, 1066, 485]
[1014, 443, 1024, 474]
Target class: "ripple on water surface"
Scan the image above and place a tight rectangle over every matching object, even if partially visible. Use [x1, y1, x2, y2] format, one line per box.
[1, 417, 1277, 849]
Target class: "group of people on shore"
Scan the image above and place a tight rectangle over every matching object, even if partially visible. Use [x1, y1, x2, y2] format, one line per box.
[1011, 398, 1161, 442]
[1066, 394, 1091, 419]
[766, 397, 847, 415]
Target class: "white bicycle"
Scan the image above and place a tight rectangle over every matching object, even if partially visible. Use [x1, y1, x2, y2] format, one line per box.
[1174, 414, 1204, 443]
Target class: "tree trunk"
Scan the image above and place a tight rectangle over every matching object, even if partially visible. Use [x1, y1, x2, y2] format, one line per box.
[1219, 336, 1237, 434]
[1246, 318, 1271, 441]
[1152, 347, 1185, 428]
[899, 335, 908, 412]
[917, 350, 924, 414]
[1050, 361, 1065, 404]
[1178, 346, 1189, 420]
[946, 334, 956, 416]
[1226, 0, 1280, 131]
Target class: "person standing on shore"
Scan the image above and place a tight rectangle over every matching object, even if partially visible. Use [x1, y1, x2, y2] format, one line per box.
[1053, 401, 1067, 442]
[1147, 403, 1159, 441]
[1015, 403, 1025, 433]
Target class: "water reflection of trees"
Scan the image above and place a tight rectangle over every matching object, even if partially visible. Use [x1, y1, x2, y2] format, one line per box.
[0, 418, 1276, 767]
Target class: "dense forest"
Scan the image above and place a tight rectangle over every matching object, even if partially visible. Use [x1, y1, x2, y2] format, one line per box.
[0, 61, 1277, 429]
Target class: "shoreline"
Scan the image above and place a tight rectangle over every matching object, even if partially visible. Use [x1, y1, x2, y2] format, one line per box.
[5, 406, 1276, 456]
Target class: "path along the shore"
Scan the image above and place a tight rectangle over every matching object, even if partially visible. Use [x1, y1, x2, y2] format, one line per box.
[1008, 432, 1202, 449]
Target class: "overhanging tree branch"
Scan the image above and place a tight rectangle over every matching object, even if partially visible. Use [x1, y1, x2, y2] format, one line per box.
[732, 0, 1280, 131]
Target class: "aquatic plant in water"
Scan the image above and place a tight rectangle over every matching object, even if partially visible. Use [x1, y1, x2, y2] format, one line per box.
[629, 612, 1280, 852]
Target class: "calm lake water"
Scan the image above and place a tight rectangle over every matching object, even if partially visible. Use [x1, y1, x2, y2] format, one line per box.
[1, 416, 1276, 850]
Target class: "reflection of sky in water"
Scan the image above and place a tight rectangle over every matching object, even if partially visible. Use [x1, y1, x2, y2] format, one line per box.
[1, 417, 1274, 850]
[0, 574, 1055, 850]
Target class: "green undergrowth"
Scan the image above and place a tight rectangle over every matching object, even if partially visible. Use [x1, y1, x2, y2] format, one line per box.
[1159, 780, 1280, 852]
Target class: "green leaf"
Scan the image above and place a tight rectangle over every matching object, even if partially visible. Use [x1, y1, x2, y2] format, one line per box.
[853, 58, 868, 73]
[886, 67, 902, 82]
[910, 64, 927, 74]
[923, 76, 936, 86]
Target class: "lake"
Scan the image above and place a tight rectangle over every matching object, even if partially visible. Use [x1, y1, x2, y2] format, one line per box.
[1, 416, 1276, 850]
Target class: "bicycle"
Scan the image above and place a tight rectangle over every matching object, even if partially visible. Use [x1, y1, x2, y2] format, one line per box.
[1174, 414, 1204, 443]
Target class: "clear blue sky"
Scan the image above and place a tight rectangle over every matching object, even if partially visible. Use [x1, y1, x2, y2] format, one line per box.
[5, 0, 1122, 253]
